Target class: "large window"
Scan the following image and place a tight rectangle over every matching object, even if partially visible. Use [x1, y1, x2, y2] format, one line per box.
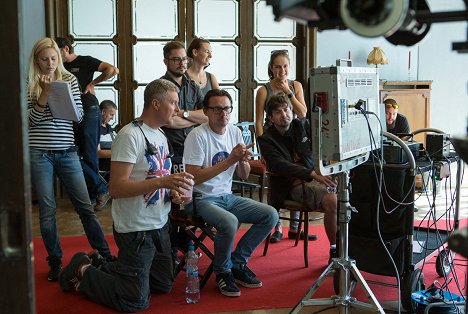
[56, 0, 307, 126]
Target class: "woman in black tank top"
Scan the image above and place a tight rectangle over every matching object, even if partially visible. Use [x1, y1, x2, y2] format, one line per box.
[255, 50, 307, 136]
[187, 37, 220, 98]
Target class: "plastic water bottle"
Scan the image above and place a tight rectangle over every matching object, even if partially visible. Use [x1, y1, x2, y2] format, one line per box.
[185, 241, 200, 304]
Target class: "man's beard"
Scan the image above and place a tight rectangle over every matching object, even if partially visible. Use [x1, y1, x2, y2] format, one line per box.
[168, 69, 184, 78]
[387, 120, 396, 129]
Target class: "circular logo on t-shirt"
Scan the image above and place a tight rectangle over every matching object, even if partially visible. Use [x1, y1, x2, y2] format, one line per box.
[212, 151, 229, 165]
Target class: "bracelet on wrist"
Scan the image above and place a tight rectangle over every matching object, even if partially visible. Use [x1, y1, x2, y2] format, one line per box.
[287, 93, 294, 99]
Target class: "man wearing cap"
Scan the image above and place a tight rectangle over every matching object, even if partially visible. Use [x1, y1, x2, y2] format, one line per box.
[56, 37, 119, 210]
[384, 98, 411, 140]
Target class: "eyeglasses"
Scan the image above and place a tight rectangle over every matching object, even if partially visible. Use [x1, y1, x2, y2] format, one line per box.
[206, 106, 233, 114]
[167, 56, 189, 64]
[385, 103, 399, 109]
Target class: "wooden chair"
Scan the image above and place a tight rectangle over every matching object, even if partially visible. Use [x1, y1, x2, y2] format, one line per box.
[233, 122, 267, 202]
[262, 172, 323, 268]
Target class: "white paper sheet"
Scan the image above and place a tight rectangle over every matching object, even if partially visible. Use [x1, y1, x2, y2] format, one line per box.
[47, 81, 80, 121]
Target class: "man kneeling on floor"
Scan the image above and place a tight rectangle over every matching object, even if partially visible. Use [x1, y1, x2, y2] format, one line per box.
[258, 93, 338, 263]
[59, 79, 194, 312]
[183, 89, 278, 297]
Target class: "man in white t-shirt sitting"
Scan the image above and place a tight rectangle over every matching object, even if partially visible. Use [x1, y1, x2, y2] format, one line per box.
[183, 89, 278, 298]
[59, 79, 195, 312]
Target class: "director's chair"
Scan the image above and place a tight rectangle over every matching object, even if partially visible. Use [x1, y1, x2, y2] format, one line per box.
[169, 193, 216, 289]
[170, 192, 256, 288]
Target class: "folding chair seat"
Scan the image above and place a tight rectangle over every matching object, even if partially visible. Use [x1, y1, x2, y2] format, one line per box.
[263, 172, 323, 268]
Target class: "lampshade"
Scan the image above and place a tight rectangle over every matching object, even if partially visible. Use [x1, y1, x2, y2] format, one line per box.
[367, 47, 388, 65]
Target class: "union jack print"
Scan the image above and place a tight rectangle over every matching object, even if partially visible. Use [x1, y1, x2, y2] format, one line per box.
[144, 144, 172, 206]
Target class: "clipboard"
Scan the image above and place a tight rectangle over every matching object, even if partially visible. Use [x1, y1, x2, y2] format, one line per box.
[47, 81, 80, 121]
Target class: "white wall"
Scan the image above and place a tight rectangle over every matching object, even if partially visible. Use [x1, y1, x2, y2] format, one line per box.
[418, 20, 468, 137]
[316, 0, 468, 137]
[21, 0, 46, 74]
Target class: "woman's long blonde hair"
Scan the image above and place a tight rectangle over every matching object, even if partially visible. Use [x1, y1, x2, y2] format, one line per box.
[27, 37, 70, 99]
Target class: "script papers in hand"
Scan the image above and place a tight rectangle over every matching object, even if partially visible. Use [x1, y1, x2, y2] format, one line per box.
[47, 81, 80, 121]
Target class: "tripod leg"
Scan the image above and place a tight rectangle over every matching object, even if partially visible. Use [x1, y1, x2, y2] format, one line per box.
[290, 262, 337, 314]
[348, 262, 385, 313]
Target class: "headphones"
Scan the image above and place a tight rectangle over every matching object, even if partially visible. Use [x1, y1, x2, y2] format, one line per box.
[132, 119, 174, 157]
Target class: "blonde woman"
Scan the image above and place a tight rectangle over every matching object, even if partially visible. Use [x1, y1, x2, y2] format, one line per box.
[27, 37, 111, 281]
[255, 50, 307, 136]
[187, 37, 220, 97]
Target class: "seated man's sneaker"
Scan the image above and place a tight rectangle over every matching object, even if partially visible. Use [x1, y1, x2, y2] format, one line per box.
[269, 230, 283, 243]
[232, 265, 262, 288]
[47, 259, 62, 281]
[288, 229, 318, 241]
[216, 271, 241, 297]
[59, 252, 92, 292]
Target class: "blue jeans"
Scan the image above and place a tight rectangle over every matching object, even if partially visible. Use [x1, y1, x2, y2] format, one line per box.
[30, 149, 111, 263]
[186, 194, 278, 274]
[77, 103, 107, 200]
[79, 224, 174, 312]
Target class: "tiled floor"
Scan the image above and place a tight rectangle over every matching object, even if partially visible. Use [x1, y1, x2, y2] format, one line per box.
[31, 163, 467, 313]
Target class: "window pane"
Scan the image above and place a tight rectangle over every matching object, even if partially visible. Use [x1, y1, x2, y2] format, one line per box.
[223, 86, 239, 124]
[254, 0, 295, 40]
[208, 43, 238, 84]
[194, 0, 238, 39]
[254, 44, 296, 83]
[69, 0, 116, 38]
[133, 41, 166, 84]
[133, 0, 178, 39]
[134, 86, 145, 119]
[73, 42, 118, 83]
[253, 85, 261, 123]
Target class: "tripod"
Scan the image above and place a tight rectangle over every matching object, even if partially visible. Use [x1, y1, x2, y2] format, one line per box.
[290, 170, 385, 314]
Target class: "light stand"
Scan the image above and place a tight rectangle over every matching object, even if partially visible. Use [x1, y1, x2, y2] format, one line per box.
[298, 61, 389, 313]
[290, 168, 385, 314]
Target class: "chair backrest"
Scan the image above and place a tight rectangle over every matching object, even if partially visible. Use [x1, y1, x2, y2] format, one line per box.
[265, 171, 289, 210]
[234, 121, 261, 159]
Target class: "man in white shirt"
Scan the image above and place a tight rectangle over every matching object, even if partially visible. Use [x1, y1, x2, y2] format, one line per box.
[183, 89, 278, 298]
[59, 79, 194, 312]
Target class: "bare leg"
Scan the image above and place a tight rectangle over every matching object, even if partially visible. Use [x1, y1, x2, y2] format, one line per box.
[322, 194, 337, 245]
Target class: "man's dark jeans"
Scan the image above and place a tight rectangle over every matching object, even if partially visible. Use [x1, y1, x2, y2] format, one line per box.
[79, 223, 174, 312]
[77, 96, 107, 200]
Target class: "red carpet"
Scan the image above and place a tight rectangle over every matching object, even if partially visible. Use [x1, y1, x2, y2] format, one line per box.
[34, 225, 466, 313]
[414, 218, 468, 231]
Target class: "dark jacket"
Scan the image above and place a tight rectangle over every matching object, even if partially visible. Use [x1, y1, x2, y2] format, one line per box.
[258, 118, 314, 209]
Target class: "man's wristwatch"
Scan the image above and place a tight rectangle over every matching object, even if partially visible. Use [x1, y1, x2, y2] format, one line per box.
[183, 110, 190, 119]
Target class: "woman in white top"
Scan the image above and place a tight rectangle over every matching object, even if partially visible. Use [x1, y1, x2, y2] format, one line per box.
[187, 37, 220, 97]
[255, 49, 307, 136]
